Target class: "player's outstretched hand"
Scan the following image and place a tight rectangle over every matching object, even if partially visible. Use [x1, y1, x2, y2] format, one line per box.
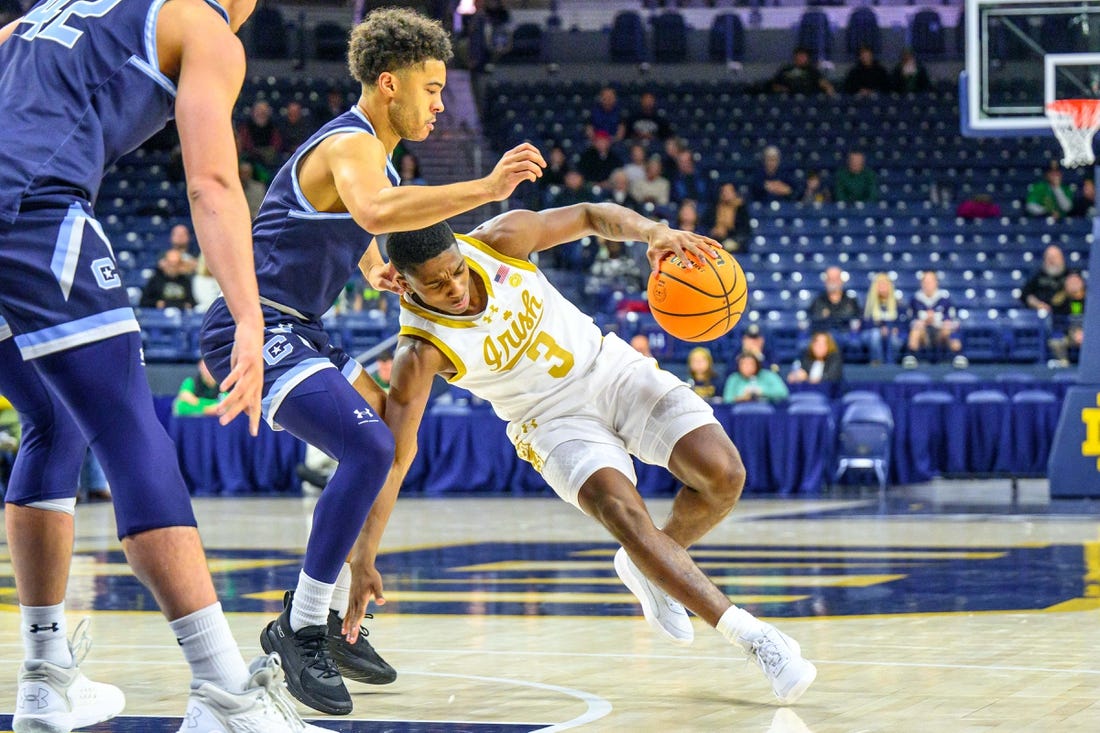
[343, 561, 386, 644]
[483, 143, 546, 201]
[646, 223, 722, 272]
[218, 321, 264, 436]
[367, 261, 404, 294]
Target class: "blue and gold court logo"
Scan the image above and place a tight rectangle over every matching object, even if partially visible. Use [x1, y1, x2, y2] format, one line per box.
[1081, 395, 1100, 470]
[5, 542, 1097, 619]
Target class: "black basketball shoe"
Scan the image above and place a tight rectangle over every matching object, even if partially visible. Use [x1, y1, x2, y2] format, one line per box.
[260, 591, 352, 715]
[327, 611, 397, 685]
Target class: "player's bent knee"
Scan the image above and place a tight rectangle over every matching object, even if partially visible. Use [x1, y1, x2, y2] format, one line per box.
[583, 484, 655, 545]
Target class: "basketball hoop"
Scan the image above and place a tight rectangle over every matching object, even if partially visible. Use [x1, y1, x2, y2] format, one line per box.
[1045, 99, 1100, 168]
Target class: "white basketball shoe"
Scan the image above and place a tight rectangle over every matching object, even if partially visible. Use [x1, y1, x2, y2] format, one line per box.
[613, 547, 694, 645]
[178, 653, 333, 733]
[13, 619, 126, 733]
[739, 623, 817, 705]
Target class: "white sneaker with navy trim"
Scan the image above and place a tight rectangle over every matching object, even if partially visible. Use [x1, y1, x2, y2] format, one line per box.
[739, 623, 817, 705]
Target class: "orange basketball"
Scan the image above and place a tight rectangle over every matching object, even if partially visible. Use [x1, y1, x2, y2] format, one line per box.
[647, 250, 747, 342]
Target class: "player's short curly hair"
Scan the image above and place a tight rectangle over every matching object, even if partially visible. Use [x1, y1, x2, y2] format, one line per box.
[387, 222, 457, 275]
[348, 7, 454, 86]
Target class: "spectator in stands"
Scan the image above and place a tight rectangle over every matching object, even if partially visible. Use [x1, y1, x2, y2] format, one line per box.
[800, 169, 832, 205]
[191, 256, 220, 313]
[372, 350, 394, 391]
[549, 169, 593, 209]
[280, 101, 316, 154]
[1021, 244, 1073, 312]
[741, 323, 770, 367]
[626, 91, 673, 144]
[140, 249, 195, 310]
[239, 161, 268, 220]
[630, 155, 671, 207]
[834, 151, 879, 203]
[1026, 161, 1074, 218]
[586, 85, 625, 142]
[483, 0, 512, 61]
[236, 100, 284, 173]
[723, 351, 790, 403]
[752, 145, 796, 202]
[167, 223, 198, 274]
[630, 333, 654, 361]
[708, 182, 751, 253]
[1049, 271, 1087, 365]
[787, 331, 844, 385]
[891, 49, 932, 94]
[676, 200, 701, 234]
[546, 171, 595, 270]
[173, 359, 224, 417]
[769, 46, 835, 96]
[661, 136, 686, 181]
[587, 237, 644, 295]
[670, 149, 709, 204]
[577, 131, 623, 187]
[687, 347, 723, 403]
[956, 193, 1001, 219]
[399, 152, 427, 185]
[863, 272, 904, 365]
[810, 266, 861, 333]
[1071, 176, 1095, 217]
[317, 87, 348, 123]
[907, 270, 961, 359]
[539, 144, 569, 194]
[622, 143, 648, 185]
[844, 46, 891, 96]
[603, 169, 640, 211]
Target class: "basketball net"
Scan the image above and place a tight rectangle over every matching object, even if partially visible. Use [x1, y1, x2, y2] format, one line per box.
[1045, 99, 1100, 168]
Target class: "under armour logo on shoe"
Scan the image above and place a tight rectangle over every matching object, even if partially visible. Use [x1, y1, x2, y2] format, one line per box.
[28, 623, 59, 633]
[182, 706, 204, 728]
[19, 686, 50, 711]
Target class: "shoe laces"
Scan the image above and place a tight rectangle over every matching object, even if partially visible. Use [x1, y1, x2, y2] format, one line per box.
[69, 617, 93, 666]
[750, 633, 787, 675]
[295, 627, 341, 679]
[253, 655, 312, 733]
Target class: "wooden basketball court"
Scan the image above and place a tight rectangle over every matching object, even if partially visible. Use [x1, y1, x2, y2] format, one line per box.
[2, 485, 1099, 732]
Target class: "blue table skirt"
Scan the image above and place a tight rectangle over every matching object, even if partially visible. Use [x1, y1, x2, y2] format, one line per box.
[154, 378, 1065, 498]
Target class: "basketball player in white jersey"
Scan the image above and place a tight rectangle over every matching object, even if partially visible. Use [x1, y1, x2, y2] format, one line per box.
[342, 202, 818, 704]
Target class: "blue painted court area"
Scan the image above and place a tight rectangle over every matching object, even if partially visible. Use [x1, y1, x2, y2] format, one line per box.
[0, 715, 541, 732]
[4, 539, 1094, 619]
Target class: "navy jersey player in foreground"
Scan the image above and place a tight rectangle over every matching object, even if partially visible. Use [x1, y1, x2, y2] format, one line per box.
[0, 2, 329, 732]
[199, 8, 544, 715]
[343, 203, 818, 705]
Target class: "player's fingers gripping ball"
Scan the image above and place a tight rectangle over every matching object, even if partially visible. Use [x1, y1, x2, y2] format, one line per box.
[647, 250, 748, 342]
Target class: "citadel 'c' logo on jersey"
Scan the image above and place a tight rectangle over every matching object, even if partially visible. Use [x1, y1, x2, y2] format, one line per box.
[263, 335, 293, 365]
[91, 257, 121, 290]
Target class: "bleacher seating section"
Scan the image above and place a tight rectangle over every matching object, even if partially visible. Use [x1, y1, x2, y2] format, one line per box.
[483, 79, 1091, 368]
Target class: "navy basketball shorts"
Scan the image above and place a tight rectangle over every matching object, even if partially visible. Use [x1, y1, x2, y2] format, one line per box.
[0, 199, 138, 360]
[200, 297, 365, 430]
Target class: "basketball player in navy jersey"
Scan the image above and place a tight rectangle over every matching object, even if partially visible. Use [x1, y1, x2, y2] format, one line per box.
[0, 2, 330, 732]
[341, 202, 817, 705]
[199, 7, 544, 715]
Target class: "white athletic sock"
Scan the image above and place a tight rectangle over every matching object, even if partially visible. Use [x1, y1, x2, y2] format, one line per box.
[289, 570, 334, 631]
[715, 605, 764, 652]
[169, 602, 250, 692]
[329, 563, 352, 621]
[21, 602, 72, 667]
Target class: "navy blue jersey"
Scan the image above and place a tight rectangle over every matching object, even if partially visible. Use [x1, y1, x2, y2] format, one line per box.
[252, 106, 399, 322]
[0, 0, 229, 223]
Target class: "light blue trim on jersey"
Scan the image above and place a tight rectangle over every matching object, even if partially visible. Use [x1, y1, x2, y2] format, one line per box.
[200, 0, 230, 23]
[14, 307, 140, 360]
[341, 358, 364, 383]
[288, 125, 367, 214]
[50, 203, 86, 302]
[0, 317, 11, 342]
[132, 0, 177, 97]
[350, 106, 401, 184]
[287, 210, 353, 221]
[262, 357, 335, 430]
